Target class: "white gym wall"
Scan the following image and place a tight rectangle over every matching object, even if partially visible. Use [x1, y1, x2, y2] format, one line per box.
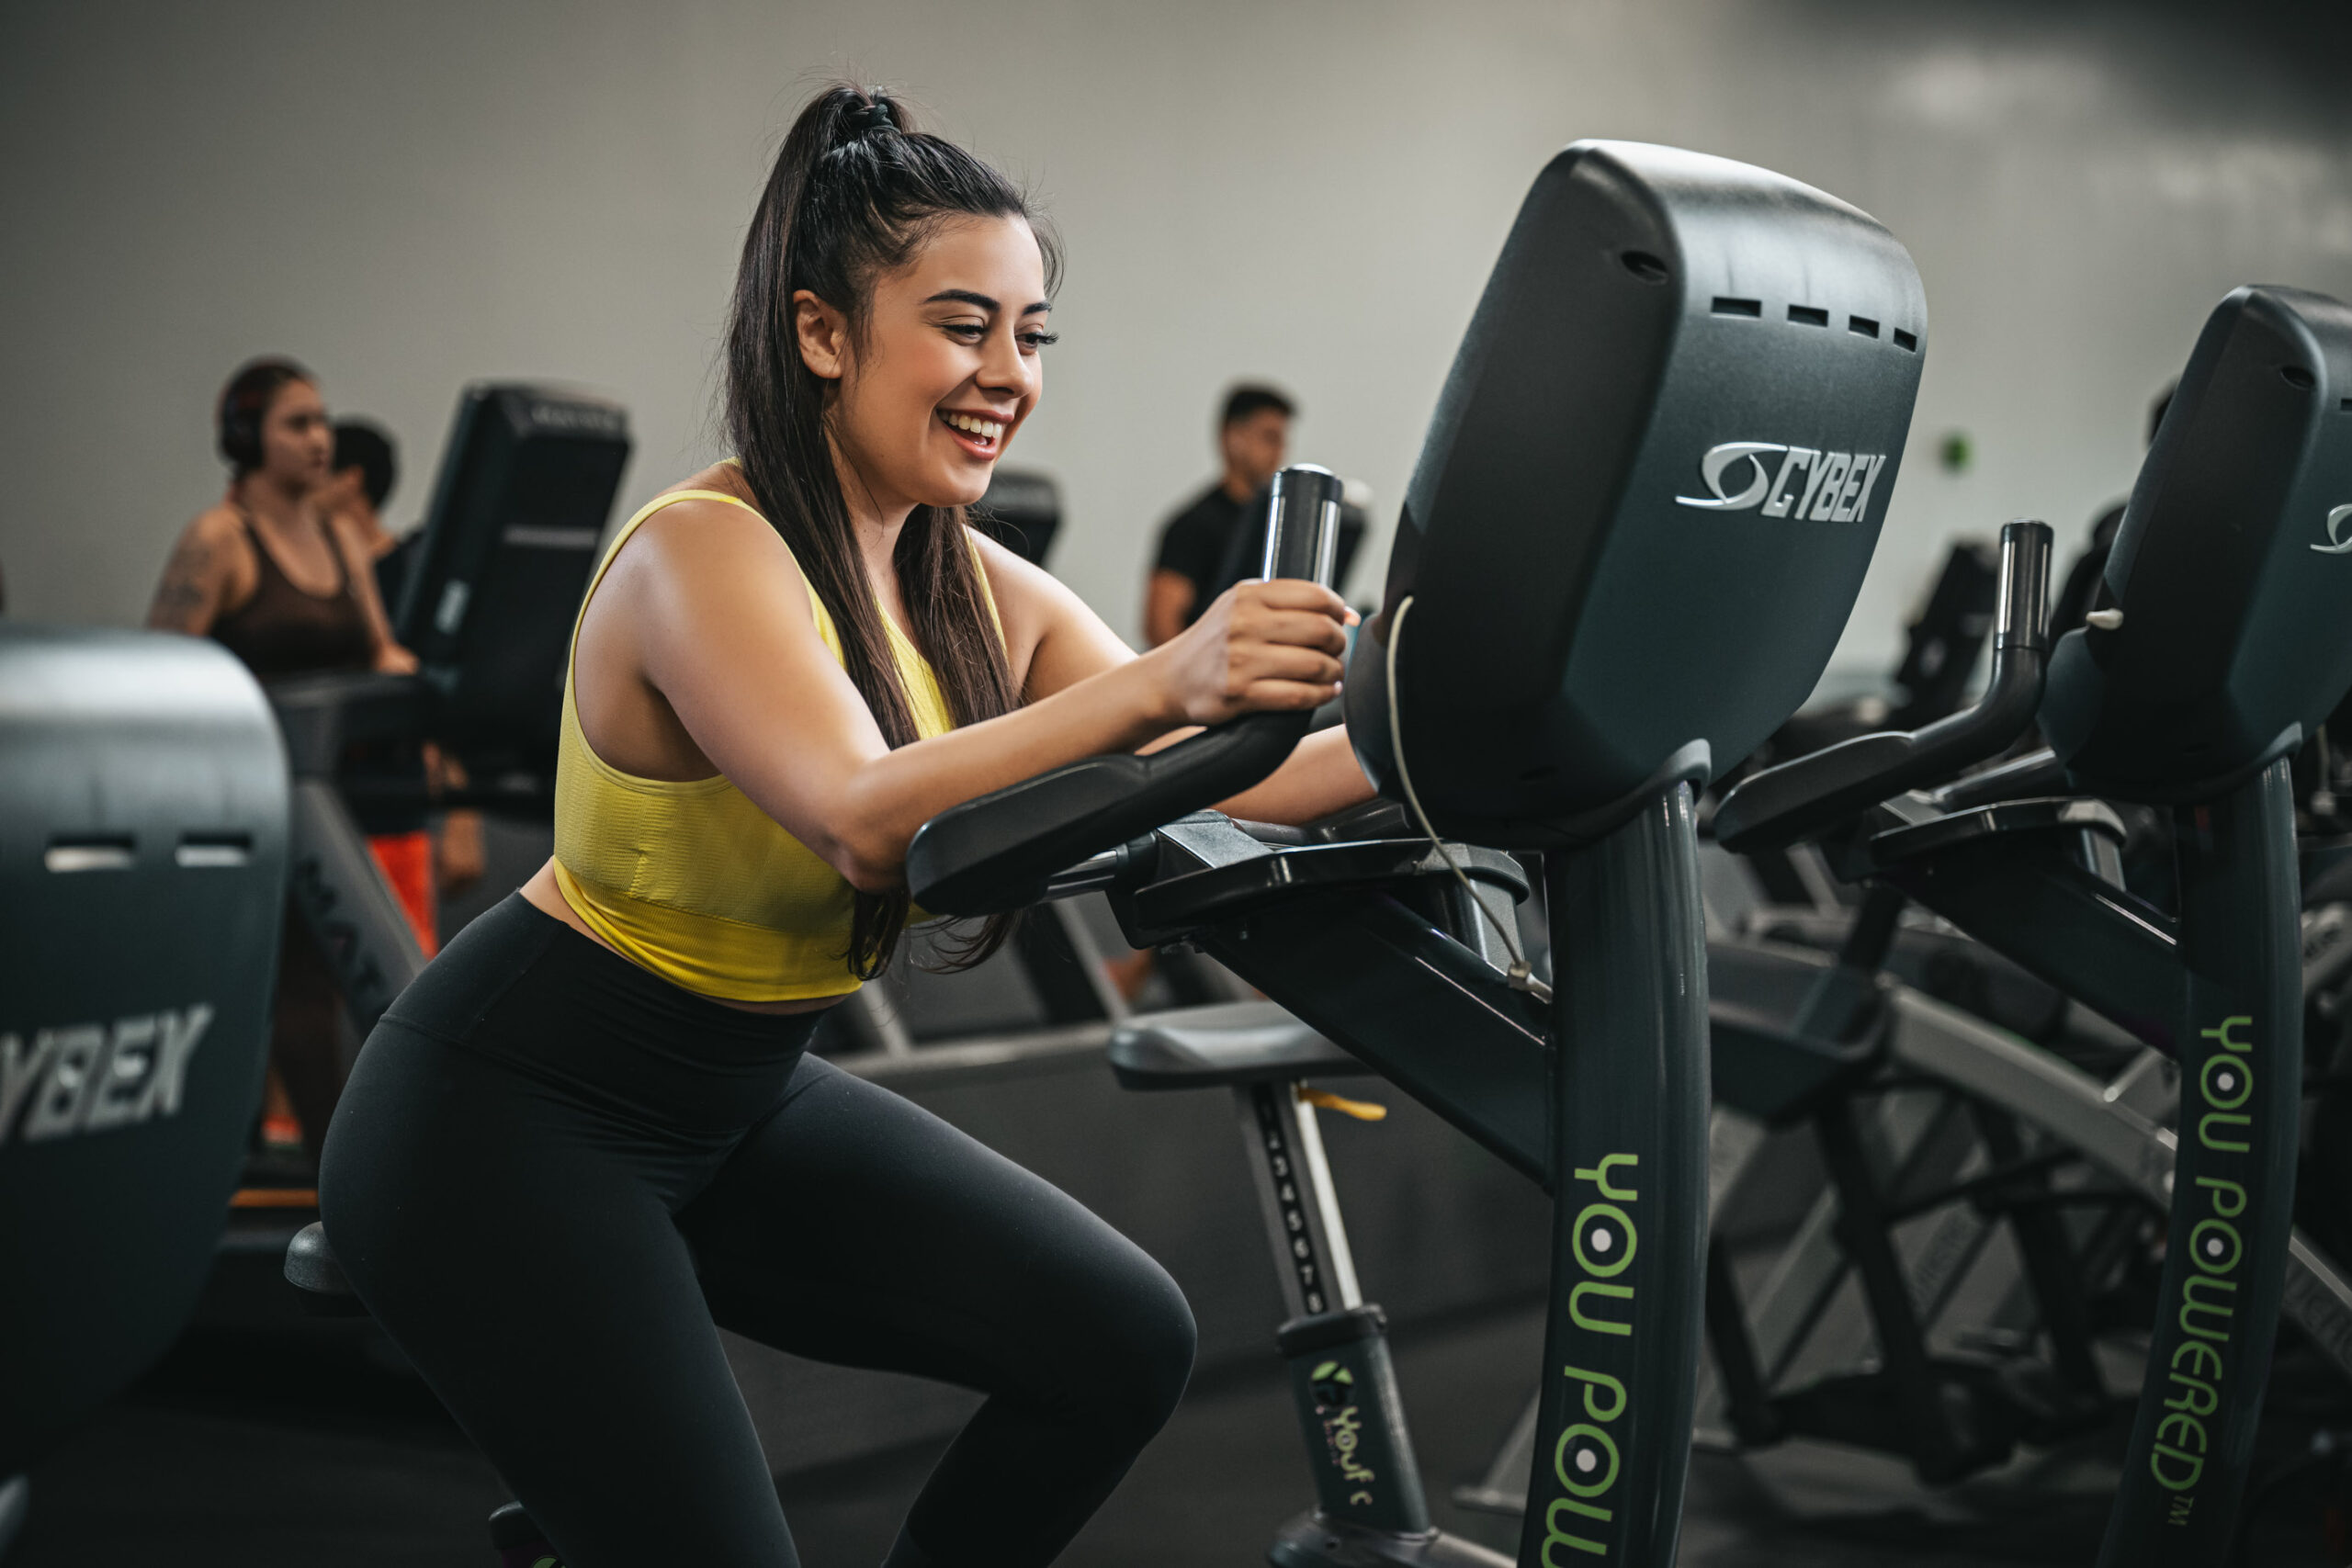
[3, 0, 2347, 668]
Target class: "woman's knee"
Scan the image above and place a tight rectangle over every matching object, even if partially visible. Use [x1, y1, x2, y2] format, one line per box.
[1079, 1251, 1197, 1437]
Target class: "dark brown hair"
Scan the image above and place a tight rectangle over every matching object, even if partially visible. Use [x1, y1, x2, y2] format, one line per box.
[218, 356, 314, 477]
[726, 85, 1057, 977]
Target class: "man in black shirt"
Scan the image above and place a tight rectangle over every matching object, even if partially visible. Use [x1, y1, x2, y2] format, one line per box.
[1144, 383, 1293, 645]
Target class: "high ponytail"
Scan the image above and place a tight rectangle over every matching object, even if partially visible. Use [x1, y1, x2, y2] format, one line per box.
[725, 84, 1057, 979]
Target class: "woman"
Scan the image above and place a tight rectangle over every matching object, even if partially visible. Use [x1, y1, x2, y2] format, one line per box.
[321, 86, 1370, 1568]
[150, 358, 418, 1165]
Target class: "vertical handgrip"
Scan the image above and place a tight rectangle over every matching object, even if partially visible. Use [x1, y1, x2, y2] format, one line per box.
[1262, 464, 1345, 588]
[904, 466, 1346, 915]
[1712, 520, 2055, 852]
[1995, 518, 2052, 654]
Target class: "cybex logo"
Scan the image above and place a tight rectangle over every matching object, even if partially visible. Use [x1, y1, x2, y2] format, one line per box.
[1676, 442, 1889, 523]
[2312, 503, 2352, 555]
[1, 1006, 214, 1145]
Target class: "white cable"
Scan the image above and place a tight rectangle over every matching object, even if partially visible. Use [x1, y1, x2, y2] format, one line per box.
[1385, 597, 1552, 1002]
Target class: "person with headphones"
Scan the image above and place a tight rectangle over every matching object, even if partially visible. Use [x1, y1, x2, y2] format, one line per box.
[149, 357, 415, 1165]
[318, 85, 1368, 1568]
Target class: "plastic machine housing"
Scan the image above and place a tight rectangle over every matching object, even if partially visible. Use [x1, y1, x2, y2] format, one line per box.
[391, 383, 631, 764]
[972, 467, 1061, 568]
[2042, 285, 2352, 799]
[1345, 140, 1928, 841]
[0, 629, 287, 1476]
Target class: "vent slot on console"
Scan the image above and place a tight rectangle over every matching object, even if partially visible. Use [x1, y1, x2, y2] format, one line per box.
[1849, 316, 1880, 339]
[1712, 297, 1762, 318]
[175, 833, 254, 869]
[46, 837, 134, 874]
[1788, 305, 1830, 327]
[1893, 329, 1918, 352]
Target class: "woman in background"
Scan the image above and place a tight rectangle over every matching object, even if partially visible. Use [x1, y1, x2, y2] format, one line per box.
[150, 357, 416, 1166]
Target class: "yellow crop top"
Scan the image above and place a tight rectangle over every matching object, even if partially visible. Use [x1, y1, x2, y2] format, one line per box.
[551, 488, 999, 1001]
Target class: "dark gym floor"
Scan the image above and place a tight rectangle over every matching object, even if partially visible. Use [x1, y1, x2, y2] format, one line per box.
[12, 1302, 2348, 1566]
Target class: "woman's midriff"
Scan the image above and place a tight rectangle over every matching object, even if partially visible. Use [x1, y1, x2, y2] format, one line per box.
[517, 860, 845, 1017]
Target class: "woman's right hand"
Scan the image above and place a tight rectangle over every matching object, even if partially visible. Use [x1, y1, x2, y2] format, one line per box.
[1148, 579, 1354, 728]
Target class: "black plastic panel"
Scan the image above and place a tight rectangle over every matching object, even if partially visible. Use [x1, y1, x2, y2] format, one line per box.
[2044, 286, 2352, 798]
[1346, 140, 1927, 839]
[0, 628, 287, 1474]
[395, 384, 631, 763]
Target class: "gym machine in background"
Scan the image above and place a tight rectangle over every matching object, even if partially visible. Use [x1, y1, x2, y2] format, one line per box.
[0, 630, 288, 1559]
[268, 384, 629, 1051]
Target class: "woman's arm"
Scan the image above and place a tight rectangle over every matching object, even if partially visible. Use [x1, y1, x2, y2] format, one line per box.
[618, 504, 1350, 892]
[146, 511, 247, 636]
[330, 513, 417, 674]
[977, 530, 1376, 827]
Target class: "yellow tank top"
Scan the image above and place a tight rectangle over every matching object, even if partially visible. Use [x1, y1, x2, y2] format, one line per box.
[551, 488, 998, 1001]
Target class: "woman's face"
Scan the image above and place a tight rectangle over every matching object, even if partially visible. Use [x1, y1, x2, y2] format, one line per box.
[259, 378, 333, 491]
[802, 215, 1053, 517]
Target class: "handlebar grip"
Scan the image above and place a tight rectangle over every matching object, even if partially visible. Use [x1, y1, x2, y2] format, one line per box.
[1713, 519, 2053, 854]
[906, 465, 1347, 916]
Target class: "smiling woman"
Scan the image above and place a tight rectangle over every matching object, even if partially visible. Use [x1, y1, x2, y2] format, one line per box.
[315, 82, 1367, 1568]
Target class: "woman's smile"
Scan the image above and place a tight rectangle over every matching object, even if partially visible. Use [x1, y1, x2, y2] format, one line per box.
[938, 407, 1008, 458]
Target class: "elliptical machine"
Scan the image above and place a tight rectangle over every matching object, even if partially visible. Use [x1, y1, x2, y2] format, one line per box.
[906, 139, 1930, 1568]
[1690, 282, 2352, 1563]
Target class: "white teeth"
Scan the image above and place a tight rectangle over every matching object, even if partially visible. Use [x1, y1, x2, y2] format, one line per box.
[944, 412, 1003, 442]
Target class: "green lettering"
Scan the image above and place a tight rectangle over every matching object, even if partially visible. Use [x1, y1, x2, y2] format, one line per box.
[2180, 1273, 2237, 1341]
[2199, 1053, 2251, 1110]
[2199, 1111, 2251, 1154]
[1574, 1153, 1639, 1201]
[1541, 1511, 1610, 1562]
[1572, 1203, 1638, 1278]
[2165, 1371, 2218, 1418]
[2157, 1412, 2207, 1454]
[1570, 1282, 1634, 1337]
[1561, 1364, 1628, 1423]
[2188, 1217, 2242, 1277]
[2171, 1338, 2225, 1380]
[2200, 1016, 2252, 1054]
[2195, 1176, 2246, 1218]
[2152, 1442, 2206, 1491]
[1554, 1424, 1622, 1497]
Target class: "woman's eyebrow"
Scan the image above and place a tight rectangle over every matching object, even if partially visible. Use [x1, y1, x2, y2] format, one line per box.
[922, 288, 1053, 316]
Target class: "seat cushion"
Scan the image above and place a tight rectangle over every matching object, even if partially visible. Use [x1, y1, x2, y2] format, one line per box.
[1107, 1001, 1370, 1090]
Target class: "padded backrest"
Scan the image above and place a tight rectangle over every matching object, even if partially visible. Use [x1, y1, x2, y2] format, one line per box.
[0, 628, 286, 1475]
[1345, 141, 1926, 840]
[2042, 286, 2352, 798]
[393, 383, 631, 762]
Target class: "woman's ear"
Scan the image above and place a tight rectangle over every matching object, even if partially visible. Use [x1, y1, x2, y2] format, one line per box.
[795, 290, 850, 381]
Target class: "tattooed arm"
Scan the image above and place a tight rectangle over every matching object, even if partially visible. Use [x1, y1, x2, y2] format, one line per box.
[147, 510, 250, 636]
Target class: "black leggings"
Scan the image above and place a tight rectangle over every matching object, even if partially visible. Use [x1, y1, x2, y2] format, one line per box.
[319, 896, 1195, 1568]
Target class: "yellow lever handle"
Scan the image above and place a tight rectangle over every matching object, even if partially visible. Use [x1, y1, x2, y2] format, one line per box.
[1298, 1086, 1387, 1122]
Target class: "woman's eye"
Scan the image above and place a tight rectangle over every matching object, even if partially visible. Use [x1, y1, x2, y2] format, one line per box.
[942, 322, 987, 341]
[1019, 331, 1059, 351]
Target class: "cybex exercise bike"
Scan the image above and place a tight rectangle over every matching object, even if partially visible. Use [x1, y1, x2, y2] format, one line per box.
[903, 139, 1929, 1568]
